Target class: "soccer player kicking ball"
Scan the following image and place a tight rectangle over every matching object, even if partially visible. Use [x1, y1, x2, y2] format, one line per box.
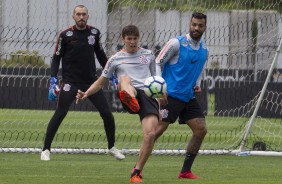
[76, 25, 159, 183]
[155, 12, 208, 179]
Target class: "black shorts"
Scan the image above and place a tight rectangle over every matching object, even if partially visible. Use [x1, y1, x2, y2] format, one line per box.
[160, 96, 204, 124]
[119, 88, 159, 121]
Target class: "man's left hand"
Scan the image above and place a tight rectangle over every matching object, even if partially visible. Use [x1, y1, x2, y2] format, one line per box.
[194, 86, 201, 95]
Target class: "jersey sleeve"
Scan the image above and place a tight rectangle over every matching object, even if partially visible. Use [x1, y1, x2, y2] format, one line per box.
[149, 51, 156, 76]
[155, 38, 179, 76]
[50, 32, 65, 77]
[101, 55, 116, 79]
[94, 31, 108, 68]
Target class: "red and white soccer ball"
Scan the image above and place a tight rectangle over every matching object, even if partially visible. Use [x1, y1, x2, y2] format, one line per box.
[144, 76, 167, 98]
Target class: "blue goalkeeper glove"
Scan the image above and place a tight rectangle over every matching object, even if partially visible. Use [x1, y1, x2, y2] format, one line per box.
[48, 77, 60, 101]
[110, 73, 118, 91]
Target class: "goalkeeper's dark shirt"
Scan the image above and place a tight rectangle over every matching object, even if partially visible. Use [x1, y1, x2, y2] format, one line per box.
[51, 25, 107, 84]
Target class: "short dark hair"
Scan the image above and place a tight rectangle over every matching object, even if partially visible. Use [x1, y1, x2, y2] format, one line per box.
[191, 12, 207, 23]
[121, 25, 140, 38]
[73, 5, 88, 14]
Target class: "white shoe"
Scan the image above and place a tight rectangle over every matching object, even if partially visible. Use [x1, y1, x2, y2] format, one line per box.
[41, 149, 50, 161]
[109, 147, 125, 160]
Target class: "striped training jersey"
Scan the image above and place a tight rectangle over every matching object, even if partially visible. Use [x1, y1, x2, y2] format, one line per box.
[102, 48, 156, 90]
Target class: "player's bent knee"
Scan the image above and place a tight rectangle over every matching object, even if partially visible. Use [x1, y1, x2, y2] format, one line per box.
[144, 130, 156, 141]
[194, 125, 207, 138]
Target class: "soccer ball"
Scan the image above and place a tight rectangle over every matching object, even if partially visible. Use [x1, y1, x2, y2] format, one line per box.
[144, 76, 167, 98]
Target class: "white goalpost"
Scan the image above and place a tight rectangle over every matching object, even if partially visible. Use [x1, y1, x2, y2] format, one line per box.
[0, 0, 282, 156]
[238, 37, 282, 156]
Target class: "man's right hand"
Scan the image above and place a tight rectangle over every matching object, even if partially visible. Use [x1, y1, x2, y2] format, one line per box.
[157, 92, 168, 106]
[48, 77, 60, 101]
[76, 90, 88, 104]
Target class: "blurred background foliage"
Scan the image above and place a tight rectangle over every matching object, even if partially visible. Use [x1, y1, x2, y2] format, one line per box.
[108, 0, 282, 12]
[0, 50, 47, 67]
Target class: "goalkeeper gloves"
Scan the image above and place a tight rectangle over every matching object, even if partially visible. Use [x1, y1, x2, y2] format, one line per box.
[110, 73, 118, 91]
[48, 77, 60, 101]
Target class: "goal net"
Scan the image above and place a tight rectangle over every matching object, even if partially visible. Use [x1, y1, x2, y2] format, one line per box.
[0, 0, 282, 156]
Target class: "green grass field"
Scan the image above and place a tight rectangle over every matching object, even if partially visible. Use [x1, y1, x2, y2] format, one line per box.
[1, 108, 281, 151]
[1, 109, 282, 183]
[0, 153, 282, 184]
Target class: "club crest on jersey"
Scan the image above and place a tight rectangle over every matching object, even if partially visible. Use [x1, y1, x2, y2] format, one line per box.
[88, 35, 95, 45]
[160, 109, 169, 119]
[66, 31, 73, 37]
[139, 55, 149, 64]
[63, 84, 71, 91]
[91, 29, 97, 34]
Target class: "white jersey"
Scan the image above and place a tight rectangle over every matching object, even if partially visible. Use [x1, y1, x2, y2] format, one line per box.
[102, 48, 156, 89]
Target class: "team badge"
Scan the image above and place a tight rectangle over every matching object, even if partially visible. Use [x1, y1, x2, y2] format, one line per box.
[160, 109, 169, 119]
[88, 35, 95, 45]
[91, 29, 97, 34]
[63, 84, 71, 91]
[139, 55, 149, 64]
[66, 31, 73, 37]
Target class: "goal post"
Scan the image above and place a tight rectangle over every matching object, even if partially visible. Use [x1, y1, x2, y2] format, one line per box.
[239, 37, 282, 154]
[0, 0, 282, 156]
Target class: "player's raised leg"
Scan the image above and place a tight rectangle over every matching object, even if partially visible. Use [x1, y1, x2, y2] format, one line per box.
[118, 75, 140, 113]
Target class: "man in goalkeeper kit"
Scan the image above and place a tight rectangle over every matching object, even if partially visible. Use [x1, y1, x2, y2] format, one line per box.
[41, 5, 124, 161]
[155, 12, 208, 179]
[76, 25, 158, 183]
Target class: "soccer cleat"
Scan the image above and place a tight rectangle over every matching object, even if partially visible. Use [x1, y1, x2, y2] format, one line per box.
[178, 170, 200, 179]
[130, 174, 143, 183]
[109, 147, 125, 160]
[40, 149, 50, 161]
[119, 90, 140, 112]
[131, 167, 143, 178]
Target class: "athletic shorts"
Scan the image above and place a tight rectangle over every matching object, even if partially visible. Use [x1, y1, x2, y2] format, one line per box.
[119, 88, 159, 122]
[160, 96, 205, 124]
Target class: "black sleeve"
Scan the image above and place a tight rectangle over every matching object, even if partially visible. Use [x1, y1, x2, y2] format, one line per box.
[94, 32, 108, 68]
[50, 32, 65, 77]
